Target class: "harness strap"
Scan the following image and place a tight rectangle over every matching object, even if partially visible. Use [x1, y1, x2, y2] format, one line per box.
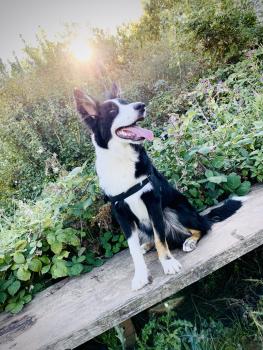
[108, 176, 151, 204]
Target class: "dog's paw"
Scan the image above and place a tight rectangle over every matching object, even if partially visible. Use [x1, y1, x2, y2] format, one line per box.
[132, 270, 152, 291]
[183, 237, 197, 252]
[161, 257, 182, 275]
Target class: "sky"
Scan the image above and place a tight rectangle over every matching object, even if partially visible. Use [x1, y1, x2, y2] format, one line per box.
[0, 0, 143, 62]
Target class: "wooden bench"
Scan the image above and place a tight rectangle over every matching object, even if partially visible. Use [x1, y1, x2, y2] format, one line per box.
[0, 185, 263, 350]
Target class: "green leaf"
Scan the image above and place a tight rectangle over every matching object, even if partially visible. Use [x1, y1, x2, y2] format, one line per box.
[56, 231, 67, 243]
[15, 240, 27, 251]
[112, 245, 120, 253]
[68, 234, 80, 247]
[28, 258, 42, 272]
[103, 231, 112, 241]
[93, 259, 104, 267]
[211, 157, 224, 169]
[41, 265, 51, 274]
[40, 256, 50, 265]
[7, 281, 21, 296]
[0, 291, 7, 304]
[227, 173, 241, 190]
[2, 278, 15, 290]
[5, 301, 24, 314]
[207, 175, 227, 184]
[105, 250, 113, 258]
[236, 138, 252, 145]
[205, 170, 214, 178]
[51, 260, 68, 279]
[77, 256, 86, 263]
[189, 188, 198, 197]
[68, 263, 83, 276]
[0, 264, 11, 272]
[82, 197, 93, 209]
[198, 145, 214, 155]
[46, 233, 56, 245]
[17, 267, 31, 281]
[236, 181, 251, 196]
[86, 252, 95, 264]
[50, 241, 63, 255]
[22, 294, 32, 304]
[112, 235, 119, 242]
[78, 247, 86, 256]
[13, 253, 25, 264]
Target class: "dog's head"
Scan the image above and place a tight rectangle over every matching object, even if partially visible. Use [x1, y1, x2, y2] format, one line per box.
[74, 84, 154, 149]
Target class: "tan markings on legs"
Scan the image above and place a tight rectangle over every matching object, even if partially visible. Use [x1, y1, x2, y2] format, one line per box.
[153, 229, 172, 260]
[183, 229, 201, 252]
[188, 229, 201, 242]
[153, 226, 182, 274]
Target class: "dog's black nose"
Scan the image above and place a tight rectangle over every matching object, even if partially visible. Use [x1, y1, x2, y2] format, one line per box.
[134, 102, 145, 113]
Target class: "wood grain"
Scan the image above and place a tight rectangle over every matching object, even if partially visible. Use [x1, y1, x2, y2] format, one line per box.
[0, 185, 263, 350]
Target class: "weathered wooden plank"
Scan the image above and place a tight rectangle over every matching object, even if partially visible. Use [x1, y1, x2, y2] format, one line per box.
[0, 185, 263, 350]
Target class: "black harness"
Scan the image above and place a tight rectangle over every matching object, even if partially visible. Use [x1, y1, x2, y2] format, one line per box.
[108, 175, 152, 204]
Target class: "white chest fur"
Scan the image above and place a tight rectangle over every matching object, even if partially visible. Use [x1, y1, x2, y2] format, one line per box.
[94, 138, 139, 195]
[93, 137, 152, 225]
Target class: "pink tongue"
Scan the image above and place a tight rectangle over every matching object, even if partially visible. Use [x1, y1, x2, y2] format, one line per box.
[125, 126, 154, 141]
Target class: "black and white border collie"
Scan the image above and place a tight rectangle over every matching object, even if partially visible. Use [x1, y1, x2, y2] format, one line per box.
[74, 84, 242, 291]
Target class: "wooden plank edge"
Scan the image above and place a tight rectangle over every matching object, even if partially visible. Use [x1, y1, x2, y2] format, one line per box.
[46, 228, 263, 350]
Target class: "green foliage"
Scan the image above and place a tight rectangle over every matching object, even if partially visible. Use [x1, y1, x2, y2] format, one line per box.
[135, 311, 261, 350]
[0, 95, 93, 205]
[137, 312, 220, 350]
[181, 0, 263, 64]
[0, 164, 127, 313]
[100, 231, 128, 258]
[147, 48, 263, 209]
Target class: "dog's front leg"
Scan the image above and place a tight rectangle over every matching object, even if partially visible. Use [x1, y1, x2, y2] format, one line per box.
[142, 192, 182, 275]
[113, 205, 152, 290]
[127, 229, 152, 290]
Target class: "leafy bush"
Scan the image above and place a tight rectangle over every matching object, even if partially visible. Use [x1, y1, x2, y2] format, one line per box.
[0, 164, 127, 313]
[136, 312, 228, 350]
[147, 48, 263, 209]
[181, 0, 263, 64]
[0, 94, 94, 205]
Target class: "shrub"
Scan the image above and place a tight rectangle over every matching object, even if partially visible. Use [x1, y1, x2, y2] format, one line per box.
[0, 164, 127, 313]
[147, 48, 263, 209]
[182, 0, 263, 64]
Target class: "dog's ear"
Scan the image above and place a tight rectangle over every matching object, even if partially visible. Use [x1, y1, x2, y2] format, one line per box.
[74, 88, 98, 118]
[107, 83, 121, 99]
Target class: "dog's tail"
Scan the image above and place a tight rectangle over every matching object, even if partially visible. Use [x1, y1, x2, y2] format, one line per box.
[203, 197, 245, 224]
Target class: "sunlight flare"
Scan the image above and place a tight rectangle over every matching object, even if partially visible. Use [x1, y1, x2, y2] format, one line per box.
[69, 37, 92, 61]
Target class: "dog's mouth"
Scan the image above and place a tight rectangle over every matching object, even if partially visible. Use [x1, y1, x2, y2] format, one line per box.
[116, 119, 154, 142]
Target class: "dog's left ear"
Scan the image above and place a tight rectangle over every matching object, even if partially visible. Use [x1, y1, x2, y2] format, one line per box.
[107, 82, 121, 99]
[74, 88, 98, 117]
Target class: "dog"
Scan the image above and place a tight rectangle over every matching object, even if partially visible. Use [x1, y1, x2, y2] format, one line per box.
[74, 84, 242, 291]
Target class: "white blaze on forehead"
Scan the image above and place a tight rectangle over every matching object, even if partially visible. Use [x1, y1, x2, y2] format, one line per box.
[110, 99, 142, 131]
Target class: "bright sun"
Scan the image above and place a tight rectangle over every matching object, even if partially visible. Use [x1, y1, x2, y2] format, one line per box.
[69, 37, 92, 61]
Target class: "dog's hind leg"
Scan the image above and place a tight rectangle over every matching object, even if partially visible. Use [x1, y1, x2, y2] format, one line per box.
[142, 191, 182, 275]
[182, 229, 201, 252]
[141, 241, 155, 255]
